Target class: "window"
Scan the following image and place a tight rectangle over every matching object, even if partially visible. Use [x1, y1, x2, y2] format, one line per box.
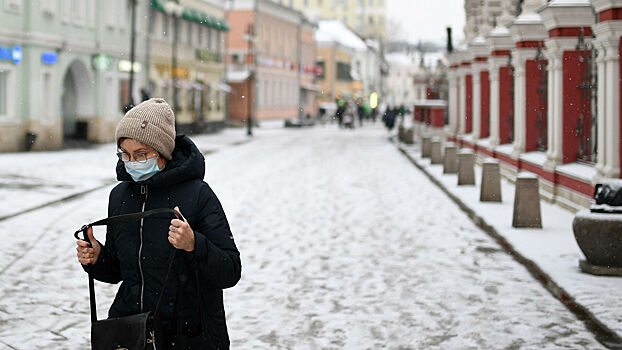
[42, 72, 53, 123]
[62, 0, 72, 23]
[207, 27, 212, 49]
[187, 21, 193, 45]
[104, 1, 115, 28]
[368, 16, 373, 25]
[0, 70, 7, 117]
[316, 61, 325, 79]
[4, 0, 22, 13]
[41, 0, 56, 16]
[337, 62, 352, 81]
[72, 0, 84, 25]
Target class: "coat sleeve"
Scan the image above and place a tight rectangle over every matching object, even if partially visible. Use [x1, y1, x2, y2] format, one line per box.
[190, 184, 241, 289]
[81, 192, 122, 284]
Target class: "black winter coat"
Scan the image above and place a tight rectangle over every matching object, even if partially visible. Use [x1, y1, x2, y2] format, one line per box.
[88, 135, 241, 349]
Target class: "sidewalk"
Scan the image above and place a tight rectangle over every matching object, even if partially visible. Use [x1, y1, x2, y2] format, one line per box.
[397, 139, 622, 344]
[0, 126, 268, 219]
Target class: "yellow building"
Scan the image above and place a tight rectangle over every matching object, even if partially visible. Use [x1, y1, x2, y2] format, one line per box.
[280, 0, 386, 40]
[315, 20, 365, 104]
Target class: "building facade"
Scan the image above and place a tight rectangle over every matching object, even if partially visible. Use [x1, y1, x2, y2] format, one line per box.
[446, 0, 622, 212]
[281, 0, 387, 40]
[226, 0, 314, 123]
[314, 20, 366, 104]
[148, 0, 229, 134]
[0, 0, 149, 151]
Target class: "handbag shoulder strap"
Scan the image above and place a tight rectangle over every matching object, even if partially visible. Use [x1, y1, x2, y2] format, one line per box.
[75, 208, 181, 323]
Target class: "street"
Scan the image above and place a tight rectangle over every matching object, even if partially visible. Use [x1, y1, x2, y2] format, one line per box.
[0, 125, 605, 349]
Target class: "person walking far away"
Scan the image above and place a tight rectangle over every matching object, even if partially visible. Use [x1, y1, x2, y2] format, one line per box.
[76, 98, 241, 349]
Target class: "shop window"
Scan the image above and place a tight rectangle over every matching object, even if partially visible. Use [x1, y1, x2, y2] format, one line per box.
[316, 61, 325, 79]
[0, 70, 7, 117]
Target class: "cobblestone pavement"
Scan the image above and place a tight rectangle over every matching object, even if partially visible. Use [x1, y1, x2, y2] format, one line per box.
[0, 125, 606, 349]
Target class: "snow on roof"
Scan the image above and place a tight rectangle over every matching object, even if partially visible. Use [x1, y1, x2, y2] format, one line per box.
[386, 51, 447, 71]
[547, 0, 591, 6]
[513, 13, 542, 24]
[489, 25, 510, 36]
[315, 20, 367, 51]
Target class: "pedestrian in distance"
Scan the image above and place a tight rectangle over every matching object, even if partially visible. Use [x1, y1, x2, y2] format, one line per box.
[76, 98, 241, 349]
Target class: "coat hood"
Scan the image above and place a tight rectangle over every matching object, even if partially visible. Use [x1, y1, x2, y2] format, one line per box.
[116, 134, 205, 187]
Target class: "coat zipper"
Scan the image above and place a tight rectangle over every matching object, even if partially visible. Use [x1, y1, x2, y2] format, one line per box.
[139, 184, 148, 312]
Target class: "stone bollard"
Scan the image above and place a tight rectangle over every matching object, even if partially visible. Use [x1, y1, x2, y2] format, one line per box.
[480, 158, 502, 202]
[512, 173, 542, 228]
[457, 149, 475, 185]
[403, 127, 414, 144]
[398, 124, 405, 142]
[421, 136, 431, 158]
[443, 143, 458, 174]
[430, 137, 443, 164]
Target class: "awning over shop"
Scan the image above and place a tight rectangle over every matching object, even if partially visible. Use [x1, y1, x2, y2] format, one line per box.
[151, 0, 230, 31]
[226, 70, 251, 83]
[301, 84, 321, 92]
[210, 82, 232, 93]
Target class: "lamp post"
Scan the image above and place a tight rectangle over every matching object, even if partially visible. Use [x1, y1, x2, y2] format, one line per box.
[164, 0, 183, 117]
[126, 0, 137, 112]
[244, 23, 256, 136]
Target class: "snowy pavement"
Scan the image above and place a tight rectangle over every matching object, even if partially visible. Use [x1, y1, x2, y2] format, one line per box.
[0, 124, 607, 349]
[399, 139, 622, 349]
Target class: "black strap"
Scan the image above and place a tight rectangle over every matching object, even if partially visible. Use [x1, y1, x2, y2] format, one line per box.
[75, 208, 181, 324]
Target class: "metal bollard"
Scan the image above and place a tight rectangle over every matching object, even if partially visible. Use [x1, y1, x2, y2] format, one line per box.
[512, 173, 542, 228]
[480, 158, 502, 202]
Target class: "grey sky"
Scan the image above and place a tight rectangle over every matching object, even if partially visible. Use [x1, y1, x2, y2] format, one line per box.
[387, 0, 465, 45]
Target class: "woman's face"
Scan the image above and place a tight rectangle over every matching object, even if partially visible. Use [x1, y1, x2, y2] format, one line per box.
[119, 138, 166, 169]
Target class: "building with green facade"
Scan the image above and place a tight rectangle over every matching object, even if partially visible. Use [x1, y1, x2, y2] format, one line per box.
[0, 0, 229, 152]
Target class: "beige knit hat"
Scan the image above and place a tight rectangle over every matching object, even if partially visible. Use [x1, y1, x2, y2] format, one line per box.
[115, 98, 176, 160]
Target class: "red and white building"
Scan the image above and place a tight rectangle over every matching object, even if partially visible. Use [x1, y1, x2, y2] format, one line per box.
[446, 0, 622, 211]
[225, 0, 316, 124]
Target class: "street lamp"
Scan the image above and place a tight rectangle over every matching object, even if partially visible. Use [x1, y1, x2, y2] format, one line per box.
[126, 0, 137, 112]
[164, 0, 183, 117]
[244, 23, 256, 136]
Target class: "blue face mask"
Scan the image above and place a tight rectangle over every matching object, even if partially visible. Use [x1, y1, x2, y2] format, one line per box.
[124, 156, 161, 182]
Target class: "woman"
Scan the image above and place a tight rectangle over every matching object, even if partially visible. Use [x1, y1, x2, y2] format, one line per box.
[76, 98, 241, 349]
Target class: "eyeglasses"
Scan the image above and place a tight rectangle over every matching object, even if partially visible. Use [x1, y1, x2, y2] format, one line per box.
[117, 150, 158, 163]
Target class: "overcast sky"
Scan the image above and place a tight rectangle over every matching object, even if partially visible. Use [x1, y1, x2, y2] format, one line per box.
[387, 0, 465, 46]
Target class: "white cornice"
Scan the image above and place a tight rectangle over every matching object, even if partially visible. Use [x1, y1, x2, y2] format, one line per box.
[592, 0, 622, 13]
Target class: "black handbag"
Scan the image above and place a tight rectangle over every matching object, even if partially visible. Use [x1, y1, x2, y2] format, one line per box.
[594, 182, 622, 206]
[75, 208, 181, 350]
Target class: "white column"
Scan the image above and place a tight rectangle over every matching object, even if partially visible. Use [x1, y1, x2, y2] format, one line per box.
[595, 42, 607, 176]
[472, 67, 482, 139]
[459, 68, 467, 135]
[544, 48, 564, 170]
[603, 42, 621, 178]
[488, 57, 502, 147]
[447, 70, 457, 134]
[511, 52, 527, 157]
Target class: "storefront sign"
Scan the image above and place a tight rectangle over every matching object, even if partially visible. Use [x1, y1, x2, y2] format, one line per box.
[370, 92, 378, 109]
[154, 63, 189, 79]
[0, 45, 21, 64]
[195, 49, 220, 63]
[92, 53, 112, 71]
[11, 45, 22, 64]
[41, 51, 58, 64]
[118, 60, 142, 72]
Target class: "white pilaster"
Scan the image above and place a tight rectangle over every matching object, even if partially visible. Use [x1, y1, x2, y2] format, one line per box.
[488, 63, 501, 146]
[471, 67, 481, 139]
[544, 47, 564, 170]
[593, 21, 622, 180]
[458, 67, 467, 135]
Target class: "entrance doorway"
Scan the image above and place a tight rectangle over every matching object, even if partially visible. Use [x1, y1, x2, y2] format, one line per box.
[61, 60, 93, 142]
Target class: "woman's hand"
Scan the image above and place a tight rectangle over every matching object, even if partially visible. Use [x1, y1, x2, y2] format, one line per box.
[76, 226, 101, 265]
[169, 206, 195, 252]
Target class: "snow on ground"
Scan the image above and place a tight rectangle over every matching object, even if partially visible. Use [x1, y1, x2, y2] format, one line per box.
[0, 124, 607, 349]
[401, 139, 622, 345]
[0, 127, 256, 218]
